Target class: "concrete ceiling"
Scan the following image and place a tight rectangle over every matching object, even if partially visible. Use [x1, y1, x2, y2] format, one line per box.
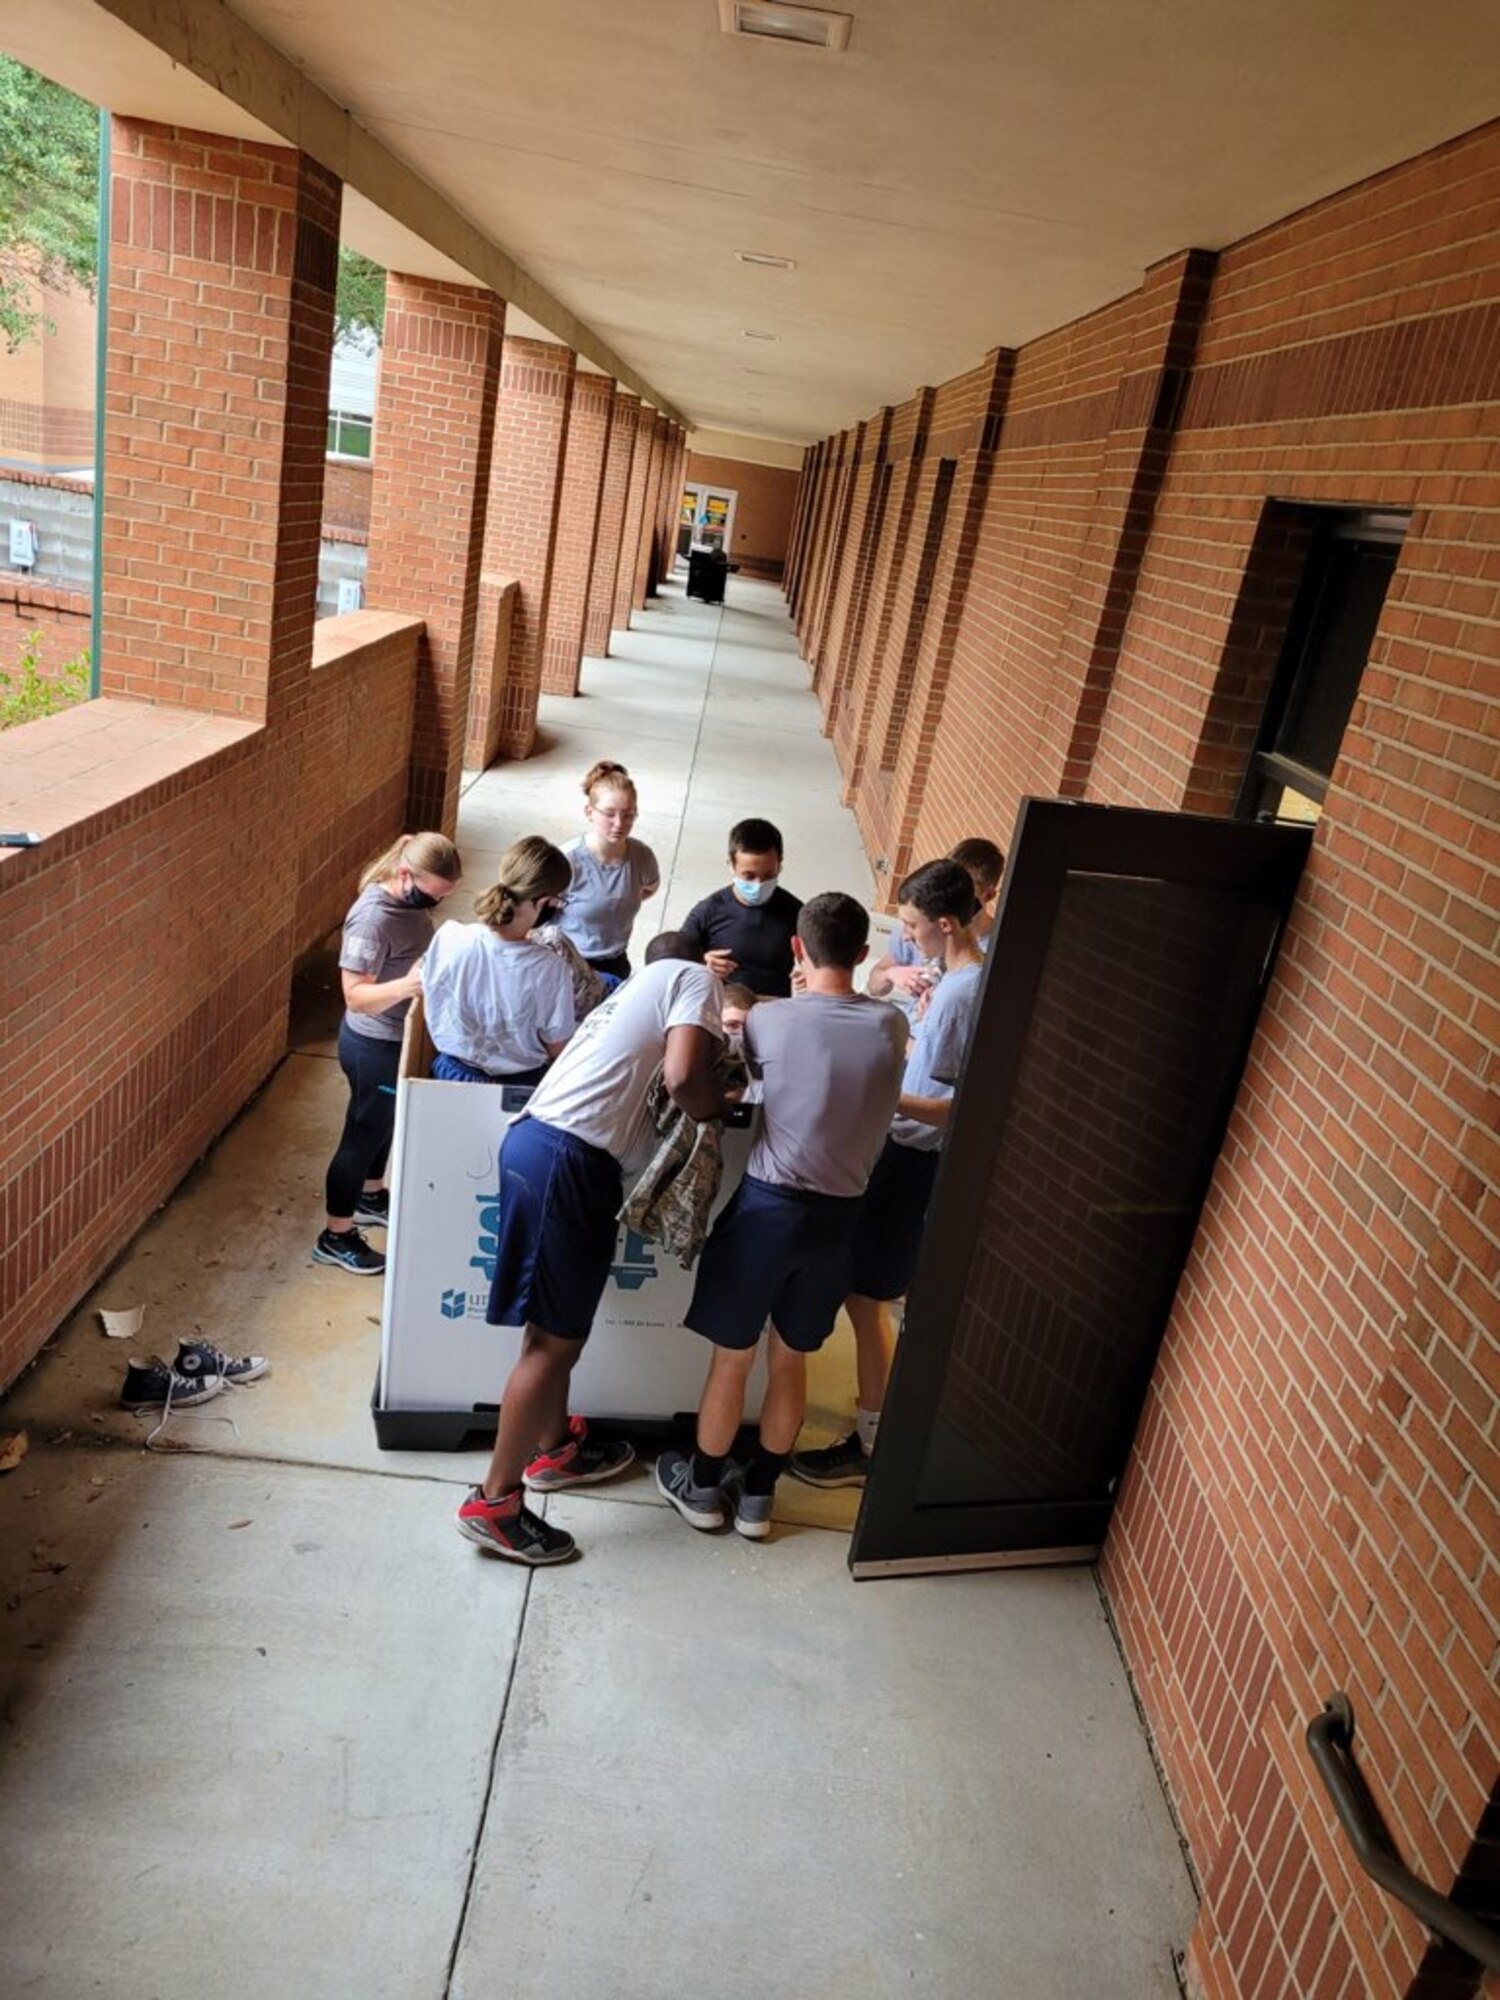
[8, 0, 1500, 443]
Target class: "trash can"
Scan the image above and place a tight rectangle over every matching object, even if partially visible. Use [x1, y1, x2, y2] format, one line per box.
[686, 547, 728, 605]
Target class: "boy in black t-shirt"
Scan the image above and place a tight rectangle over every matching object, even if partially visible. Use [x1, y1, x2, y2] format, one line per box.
[676, 817, 802, 997]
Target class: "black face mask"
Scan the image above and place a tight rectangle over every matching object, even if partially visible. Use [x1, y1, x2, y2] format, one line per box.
[401, 882, 440, 911]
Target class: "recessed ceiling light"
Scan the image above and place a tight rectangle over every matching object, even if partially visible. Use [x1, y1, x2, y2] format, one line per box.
[737, 251, 798, 271]
[718, 1, 852, 51]
[741, 329, 779, 341]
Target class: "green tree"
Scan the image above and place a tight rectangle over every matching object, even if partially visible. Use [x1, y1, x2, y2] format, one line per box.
[336, 249, 386, 344]
[0, 58, 99, 352]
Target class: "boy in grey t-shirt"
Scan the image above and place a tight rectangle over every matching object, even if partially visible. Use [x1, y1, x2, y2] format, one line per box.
[656, 894, 907, 1541]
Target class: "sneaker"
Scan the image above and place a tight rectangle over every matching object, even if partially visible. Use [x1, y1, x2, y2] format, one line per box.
[523, 1416, 634, 1492]
[455, 1486, 576, 1566]
[654, 1448, 726, 1531]
[353, 1189, 390, 1229]
[721, 1462, 774, 1541]
[787, 1431, 869, 1488]
[119, 1357, 224, 1411]
[312, 1226, 386, 1275]
[174, 1337, 271, 1387]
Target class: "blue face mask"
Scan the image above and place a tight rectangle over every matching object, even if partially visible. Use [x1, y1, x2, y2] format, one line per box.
[733, 875, 777, 906]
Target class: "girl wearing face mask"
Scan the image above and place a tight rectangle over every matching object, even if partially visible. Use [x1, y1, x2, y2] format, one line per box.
[315, 831, 462, 1276]
[421, 837, 577, 1086]
[556, 760, 660, 982]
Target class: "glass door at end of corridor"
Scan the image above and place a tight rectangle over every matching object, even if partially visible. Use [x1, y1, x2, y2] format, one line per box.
[850, 800, 1313, 1579]
[679, 482, 737, 559]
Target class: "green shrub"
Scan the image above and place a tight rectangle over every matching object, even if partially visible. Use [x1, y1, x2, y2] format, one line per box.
[0, 629, 91, 728]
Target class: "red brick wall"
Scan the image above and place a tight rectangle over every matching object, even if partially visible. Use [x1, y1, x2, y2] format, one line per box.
[685, 452, 798, 579]
[366, 276, 503, 830]
[0, 123, 428, 1397]
[544, 373, 614, 695]
[323, 459, 372, 535]
[100, 126, 339, 723]
[481, 337, 575, 758]
[614, 411, 655, 632]
[0, 580, 91, 684]
[0, 614, 420, 1394]
[586, 390, 639, 658]
[797, 119, 1500, 2000]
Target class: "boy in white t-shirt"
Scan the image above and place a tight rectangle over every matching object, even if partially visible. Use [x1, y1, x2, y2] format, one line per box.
[454, 935, 733, 1568]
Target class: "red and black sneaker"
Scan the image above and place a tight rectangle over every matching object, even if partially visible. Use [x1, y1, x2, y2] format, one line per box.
[455, 1486, 576, 1566]
[523, 1415, 635, 1493]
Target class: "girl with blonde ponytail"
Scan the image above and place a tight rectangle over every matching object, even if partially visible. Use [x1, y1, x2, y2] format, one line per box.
[420, 836, 577, 1084]
[556, 759, 660, 982]
[315, 830, 462, 1275]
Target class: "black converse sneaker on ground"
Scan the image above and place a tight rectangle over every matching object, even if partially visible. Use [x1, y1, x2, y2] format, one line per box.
[174, 1337, 271, 1386]
[455, 1486, 577, 1566]
[119, 1357, 225, 1410]
[787, 1431, 869, 1488]
[353, 1189, 390, 1229]
[312, 1226, 386, 1275]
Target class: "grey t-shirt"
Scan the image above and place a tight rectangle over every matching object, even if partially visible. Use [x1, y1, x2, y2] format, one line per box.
[338, 883, 434, 1043]
[743, 991, 909, 1197]
[889, 961, 983, 1152]
[557, 836, 660, 960]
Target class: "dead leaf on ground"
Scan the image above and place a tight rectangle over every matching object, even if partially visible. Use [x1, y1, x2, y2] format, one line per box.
[0, 1431, 28, 1474]
[227, 1519, 252, 1530]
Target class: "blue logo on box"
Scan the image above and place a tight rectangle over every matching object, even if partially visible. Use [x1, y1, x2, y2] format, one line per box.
[610, 1228, 658, 1293]
[440, 1288, 467, 1320]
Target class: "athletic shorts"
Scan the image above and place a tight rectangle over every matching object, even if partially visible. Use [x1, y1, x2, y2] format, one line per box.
[685, 1175, 863, 1354]
[485, 1117, 622, 1342]
[846, 1137, 940, 1303]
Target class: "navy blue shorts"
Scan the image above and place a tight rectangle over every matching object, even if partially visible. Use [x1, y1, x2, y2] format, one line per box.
[846, 1137, 940, 1302]
[485, 1117, 622, 1341]
[685, 1175, 863, 1354]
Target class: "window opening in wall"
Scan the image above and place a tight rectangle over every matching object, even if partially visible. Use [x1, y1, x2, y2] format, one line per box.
[326, 409, 373, 459]
[1235, 507, 1408, 825]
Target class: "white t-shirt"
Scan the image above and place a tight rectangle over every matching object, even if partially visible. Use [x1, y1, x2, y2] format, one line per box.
[525, 958, 724, 1172]
[421, 925, 574, 1076]
[889, 961, 984, 1153]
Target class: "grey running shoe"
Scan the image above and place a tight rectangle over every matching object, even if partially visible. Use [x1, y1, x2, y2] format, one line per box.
[312, 1226, 386, 1275]
[722, 1463, 773, 1542]
[654, 1449, 726, 1531]
[119, 1357, 224, 1411]
[788, 1431, 869, 1488]
[175, 1337, 270, 1386]
[353, 1189, 390, 1229]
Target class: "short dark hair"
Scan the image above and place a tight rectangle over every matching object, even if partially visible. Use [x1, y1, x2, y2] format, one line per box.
[728, 817, 783, 863]
[897, 858, 979, 924]
[797, 892, 869, 969]
[949, 838, 1004, 893]
[644, 930, 702, 965]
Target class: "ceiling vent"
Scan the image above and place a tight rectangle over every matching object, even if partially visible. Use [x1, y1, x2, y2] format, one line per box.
[718, 1, 853, 51]
[741, 328, 779, 341]
[737, 251, 798, 271]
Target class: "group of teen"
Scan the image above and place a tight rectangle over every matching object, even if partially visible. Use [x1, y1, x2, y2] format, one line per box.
[316, 753, 1002, 1566]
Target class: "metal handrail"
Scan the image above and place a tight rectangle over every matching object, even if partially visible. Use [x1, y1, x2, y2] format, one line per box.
[1305, 1693, 1500, 1975]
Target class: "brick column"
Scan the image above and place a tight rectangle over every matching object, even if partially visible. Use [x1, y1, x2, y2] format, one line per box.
[632, 413, 670, 610]
[542, 372, 614, 695]
[652, 422, 683, 588]
[613, 408, 655, 631]
[479, 336, 576, 758]
[101, 123, 340, 723]
[365, 277, 504, 830]
[584, 389, 639, 657]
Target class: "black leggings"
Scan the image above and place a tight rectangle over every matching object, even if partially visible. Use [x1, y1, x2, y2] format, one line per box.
[325, 1018, 401, 1218]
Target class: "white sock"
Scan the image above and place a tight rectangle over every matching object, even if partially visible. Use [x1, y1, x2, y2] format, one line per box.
[855, 1407, 880, 1454]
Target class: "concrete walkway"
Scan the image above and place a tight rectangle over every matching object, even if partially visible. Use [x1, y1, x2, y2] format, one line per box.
[0, 576, 1197, 1999]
